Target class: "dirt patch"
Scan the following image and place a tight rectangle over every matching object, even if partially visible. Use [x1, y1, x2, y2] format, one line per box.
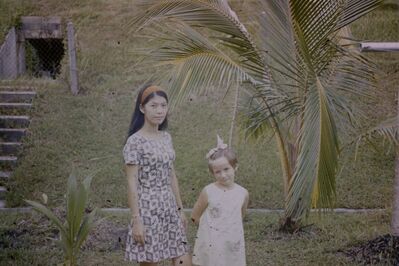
[0, 210, 128, 254]
[339, 234, 399, 265]
[82, 218, 128, 252]
[0, 215, 59, 251]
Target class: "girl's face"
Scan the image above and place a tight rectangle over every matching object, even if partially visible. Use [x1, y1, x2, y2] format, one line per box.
[209, 156, 235, 187]
[140, 95, 168, 127]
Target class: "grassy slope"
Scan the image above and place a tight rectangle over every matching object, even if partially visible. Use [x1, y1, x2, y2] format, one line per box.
[0, 0, 396, 211]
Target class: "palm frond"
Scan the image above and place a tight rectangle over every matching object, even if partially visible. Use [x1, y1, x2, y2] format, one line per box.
[355, 117, 398, 147]
[25, 200, 68, 237]
[130, 0, 269, 83]
[285, 78, 339, 221]
[133, 22, 267, 105]
[319, 42, 377, 133]
[336, 0, 383, 30]
[66, 174, 77, 245]
[131, 0, 248, 41]
[150, 24, 256, 104]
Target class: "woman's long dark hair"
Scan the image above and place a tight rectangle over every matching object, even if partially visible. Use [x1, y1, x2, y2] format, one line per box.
[126, 83, 168, 139]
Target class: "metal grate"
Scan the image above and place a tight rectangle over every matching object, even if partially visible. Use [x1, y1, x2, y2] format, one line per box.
[25, 38, 65, 79]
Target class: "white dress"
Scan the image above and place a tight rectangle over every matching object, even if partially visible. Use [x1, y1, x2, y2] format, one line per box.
[193, 183, 248, 266]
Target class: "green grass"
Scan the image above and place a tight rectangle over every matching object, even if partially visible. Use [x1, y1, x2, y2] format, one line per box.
[351, 2, 399, 119]
[0, 0, 34, 42]
[0, 1, 396, 212]
[0, 210, 391, 265]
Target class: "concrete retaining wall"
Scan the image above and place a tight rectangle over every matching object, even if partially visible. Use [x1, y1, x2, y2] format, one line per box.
[0, 28, 18, 79]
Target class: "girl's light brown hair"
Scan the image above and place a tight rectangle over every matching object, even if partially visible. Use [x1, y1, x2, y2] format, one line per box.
[208, 148, 238, 173]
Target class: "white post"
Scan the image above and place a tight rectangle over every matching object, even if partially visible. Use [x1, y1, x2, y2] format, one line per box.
[360, 42, 399, 52]
[67, 22, 79, 95]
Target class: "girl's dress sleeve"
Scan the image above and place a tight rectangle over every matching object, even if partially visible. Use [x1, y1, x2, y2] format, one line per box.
[123, 135, 140, 165]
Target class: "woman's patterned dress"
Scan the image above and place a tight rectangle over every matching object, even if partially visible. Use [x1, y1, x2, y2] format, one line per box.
[123, 131, 189, 262]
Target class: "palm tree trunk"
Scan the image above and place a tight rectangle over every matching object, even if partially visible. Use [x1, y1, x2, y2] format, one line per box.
[275, 129, 292, 196]
[392, 89, 399, 236]
[393, 147, 399, 236]
[258, 96, 292, 196]
[229, 84, 240, 147]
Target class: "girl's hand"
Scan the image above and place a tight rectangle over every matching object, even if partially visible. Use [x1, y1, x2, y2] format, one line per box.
[132, 218, 145, 245]
[180, 210, 188, 230]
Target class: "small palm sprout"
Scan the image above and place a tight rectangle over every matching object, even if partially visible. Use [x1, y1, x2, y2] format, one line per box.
[25, 174, 98, 266]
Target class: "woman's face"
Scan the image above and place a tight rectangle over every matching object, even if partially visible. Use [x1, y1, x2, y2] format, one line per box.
[140, 94, 168, 126]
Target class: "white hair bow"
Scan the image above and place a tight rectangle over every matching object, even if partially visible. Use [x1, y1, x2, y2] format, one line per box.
[206, 134, 228, 159]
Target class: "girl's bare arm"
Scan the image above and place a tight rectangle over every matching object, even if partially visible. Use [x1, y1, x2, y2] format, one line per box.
[170, 165, 184, 210]
[191, 188, 208, 225]
[170, 165, 189, 229]
[241, 190, 249, 218]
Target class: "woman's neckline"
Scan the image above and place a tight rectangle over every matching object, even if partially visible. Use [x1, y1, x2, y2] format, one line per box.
[212, 182, 236, 192]
[136, 130, 165, 141]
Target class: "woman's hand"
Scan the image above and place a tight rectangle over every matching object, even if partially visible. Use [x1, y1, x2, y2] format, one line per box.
[132, 218, 145, 245]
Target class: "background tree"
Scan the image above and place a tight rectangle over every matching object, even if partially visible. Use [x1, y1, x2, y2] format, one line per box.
[130, 0, 382, 230]
[356, 115, 398, 236]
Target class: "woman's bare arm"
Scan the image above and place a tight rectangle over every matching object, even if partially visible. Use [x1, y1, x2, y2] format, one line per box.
[191, 188, 208, 225]
[126, 164, 145, 245]
[126, 164, 140, 217]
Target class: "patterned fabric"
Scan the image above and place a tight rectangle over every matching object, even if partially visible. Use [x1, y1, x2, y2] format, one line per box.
[123, 131, 189, 262]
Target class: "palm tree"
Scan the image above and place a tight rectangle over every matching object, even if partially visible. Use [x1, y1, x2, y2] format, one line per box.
[355, 115, 398, 236]
[394, 144, 399, 237]
[395, 124, 399, 237]
[129, 0, 382, 230]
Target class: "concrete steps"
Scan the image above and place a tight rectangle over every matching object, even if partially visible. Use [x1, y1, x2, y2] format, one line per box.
[0, 103, 33, 115]
[0, 186, 7, 200]
[0, 128, 26, 142]
[0, 115, 30, 128]
[0, 171, 11, 179]
[0, 142, 22, 156]
[0, 172, 11, 205]
[0, 156, 18, 169]
[0, 91, 36, 103]
[0, 88, 35, 208]
[0, 102, 33, 109]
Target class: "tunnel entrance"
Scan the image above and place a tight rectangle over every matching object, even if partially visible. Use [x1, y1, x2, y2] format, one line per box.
[26, 38, 65, 79]
[21, 16, 65, 79]
[0, 16, 78, 89]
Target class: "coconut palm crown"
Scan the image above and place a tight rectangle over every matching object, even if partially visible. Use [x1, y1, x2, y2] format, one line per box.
[129, 0, 383, 229]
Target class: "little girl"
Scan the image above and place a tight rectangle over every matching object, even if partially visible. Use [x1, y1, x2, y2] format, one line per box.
[191, 135, 249, 266]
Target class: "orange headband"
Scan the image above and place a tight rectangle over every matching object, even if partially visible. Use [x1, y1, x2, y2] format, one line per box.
[141, 85, 163, 104]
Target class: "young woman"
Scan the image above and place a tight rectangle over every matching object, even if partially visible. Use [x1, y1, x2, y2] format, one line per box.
[123, 84, 191, 266]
